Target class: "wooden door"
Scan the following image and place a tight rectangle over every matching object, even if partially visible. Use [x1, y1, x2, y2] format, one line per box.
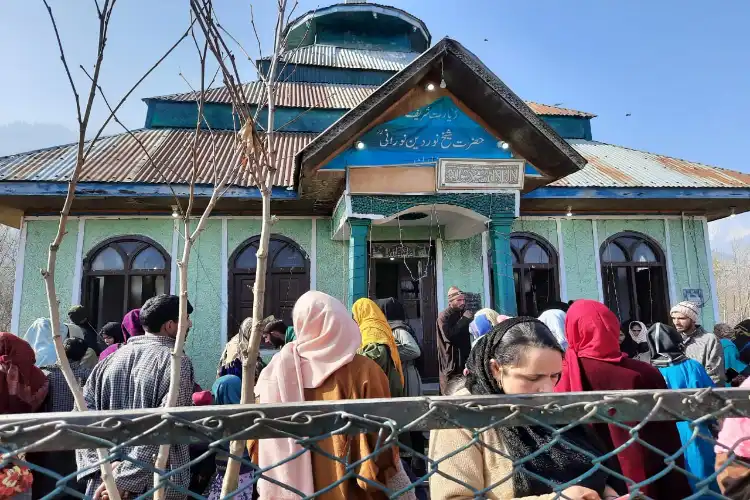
[231, 274, 256, 337]
[268, 271, 308, 327]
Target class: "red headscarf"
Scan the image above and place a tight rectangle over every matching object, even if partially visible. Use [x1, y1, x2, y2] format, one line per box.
[0, 333, 49, 413]
[556, 300, 623, 392]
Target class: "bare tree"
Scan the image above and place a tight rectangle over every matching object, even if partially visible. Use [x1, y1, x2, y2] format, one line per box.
[0, 225, 19, 331]
[714, 239, 750, 325]
[40, 2, 195, 498]
[189, 0, 307, 494]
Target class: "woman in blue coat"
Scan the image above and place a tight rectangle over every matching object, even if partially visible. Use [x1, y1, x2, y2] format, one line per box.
[647, 322, 720, 497]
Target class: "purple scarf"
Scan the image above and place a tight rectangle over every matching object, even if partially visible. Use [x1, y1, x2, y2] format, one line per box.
[100, 309, 145, 361]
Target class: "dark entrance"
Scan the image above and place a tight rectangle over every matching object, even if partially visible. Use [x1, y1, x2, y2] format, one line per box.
[229, 235, 309, 342]
[368, 242, 439, 383]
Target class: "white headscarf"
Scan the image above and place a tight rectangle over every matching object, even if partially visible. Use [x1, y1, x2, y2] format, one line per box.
[629, 321, 648, 344]
[539, 309, 568, 351]
[22, 318, 68, 367]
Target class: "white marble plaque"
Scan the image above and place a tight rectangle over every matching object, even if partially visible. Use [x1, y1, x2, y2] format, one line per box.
[437, 159, 525, 190]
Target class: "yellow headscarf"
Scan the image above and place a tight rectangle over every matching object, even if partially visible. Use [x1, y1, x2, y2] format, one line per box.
[352, 298, 404, 386]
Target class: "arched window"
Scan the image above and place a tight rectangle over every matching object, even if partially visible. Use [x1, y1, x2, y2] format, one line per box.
[511, 233, 560, 316]
[228, 235, 309, 340]
[600, 231, 669, 325]
[83, 236, 170, 329]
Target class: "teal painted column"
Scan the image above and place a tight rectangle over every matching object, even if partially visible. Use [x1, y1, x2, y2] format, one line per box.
[489, 217, 517, 316]
[348, 218, 370, 308]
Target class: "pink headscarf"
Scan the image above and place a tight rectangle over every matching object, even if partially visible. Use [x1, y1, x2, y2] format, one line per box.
[716, 377, 750, 458]
[255, 291, 362, 499]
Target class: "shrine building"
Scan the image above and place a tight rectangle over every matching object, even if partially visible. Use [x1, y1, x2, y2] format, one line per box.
[2, 2, 748, 385]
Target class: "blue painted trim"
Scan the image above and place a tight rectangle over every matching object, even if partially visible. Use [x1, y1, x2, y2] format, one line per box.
[524, 187, 750, 199]
[0, 181, 298, 199]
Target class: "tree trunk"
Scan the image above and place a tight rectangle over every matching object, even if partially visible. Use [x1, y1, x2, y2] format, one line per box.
[153, 220, 192, 500]
[43, 155, 121, 500]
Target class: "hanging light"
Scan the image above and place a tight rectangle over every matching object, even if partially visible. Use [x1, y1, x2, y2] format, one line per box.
[425, 82, 436, 92]
[730, 207, 737, 218]
[566, 206, 573, 217]
[171, 206, 180, 218]
[439, 78, 447, 89]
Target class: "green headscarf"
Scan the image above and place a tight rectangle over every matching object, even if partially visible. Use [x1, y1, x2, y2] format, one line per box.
[284, 326, 296, 343]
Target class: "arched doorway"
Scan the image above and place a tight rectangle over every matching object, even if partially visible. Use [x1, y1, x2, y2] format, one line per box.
[600, 231, 669, 325]
[82, 235, 170, 329]
[228, 235, 310, 338]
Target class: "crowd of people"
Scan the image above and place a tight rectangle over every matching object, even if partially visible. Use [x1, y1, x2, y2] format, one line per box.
[3, 288, 750, 499]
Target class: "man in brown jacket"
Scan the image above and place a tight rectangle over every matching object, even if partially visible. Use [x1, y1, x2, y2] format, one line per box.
[436, 286, 473, 394]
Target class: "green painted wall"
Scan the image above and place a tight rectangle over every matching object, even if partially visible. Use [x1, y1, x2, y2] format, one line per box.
[178, 219, 223, 387]
[560, 219, 599, 300]
[227, 219, 312, 261]
[315, 218, 349, 304]
[597, 219, 666, 249]
[512, 218, 558, 250]
[370, 225, 444, 242]
[83, 218, 173, 256]
[667, 218, 715, 327]
[441, 234, 486, 305]
[18, 220, 78, 335]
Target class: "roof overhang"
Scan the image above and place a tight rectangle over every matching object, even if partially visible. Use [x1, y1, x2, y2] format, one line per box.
[295, 38, 587, 193]
[521, 186, 750, 221]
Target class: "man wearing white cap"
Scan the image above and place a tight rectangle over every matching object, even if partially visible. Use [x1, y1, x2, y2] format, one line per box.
[670, 301, 725, 385]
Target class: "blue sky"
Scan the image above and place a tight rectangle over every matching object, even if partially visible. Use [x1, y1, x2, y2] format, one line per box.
[1, 1, 748, 248]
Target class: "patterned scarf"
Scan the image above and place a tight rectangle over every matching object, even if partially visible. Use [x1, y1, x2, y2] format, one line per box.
[465, 318, 612, 497]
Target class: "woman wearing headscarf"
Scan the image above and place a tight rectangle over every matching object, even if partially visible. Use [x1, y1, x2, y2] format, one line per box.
[430, 317, 624, 499]
[251, 291, 410, 500]
[715, 322, 750, 386]
[96, 321, 125, 361]
[0, 333, 49, 499]
[352, 297, 405, 399]
[619, 320, 650, 362]
[715, 377, 750, 498]
[206, 375, 254, 500]
[98, 309, 145, 361]
[469, 309, 510, 347]
[538, 309, 567, 351]
[646, 322, 719, 497]
[216, 317, 267, 381]
[22, 318, 62, 367]
[556, 300, 692, 498]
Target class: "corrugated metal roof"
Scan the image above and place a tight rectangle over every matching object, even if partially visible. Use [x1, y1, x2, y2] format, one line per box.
[0, 129, 315, 188]
[151, 81, 377, 109]
[525, 101, 596, 118]
[556, 139, 750, 188]
[1, 134, 746, 191]
[272, 45, 419, 71]
[150, 81, 596, 118]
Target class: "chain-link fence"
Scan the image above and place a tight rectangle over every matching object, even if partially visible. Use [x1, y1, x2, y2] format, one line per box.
[2, 387, 750, 499]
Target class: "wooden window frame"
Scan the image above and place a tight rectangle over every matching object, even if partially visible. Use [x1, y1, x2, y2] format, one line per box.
[82, 235, 171, 327]
[599, 231, 669, 324]
[228, 234, 310, 338]
[509, 232, 560, 316]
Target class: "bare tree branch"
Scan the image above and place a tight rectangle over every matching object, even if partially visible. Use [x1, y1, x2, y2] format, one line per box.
[83, 18, 197, 161]
[40, 1, 121, 498]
